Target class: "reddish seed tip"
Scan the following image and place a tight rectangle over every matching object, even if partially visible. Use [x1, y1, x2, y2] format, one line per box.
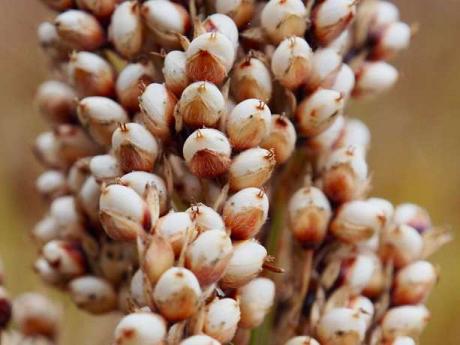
[122, 328, 135, 338]
[241, 56, 252, 68]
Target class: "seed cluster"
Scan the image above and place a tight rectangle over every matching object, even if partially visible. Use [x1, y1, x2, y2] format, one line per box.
[31, 0, 447, 344]
[0, 257, 60, 345]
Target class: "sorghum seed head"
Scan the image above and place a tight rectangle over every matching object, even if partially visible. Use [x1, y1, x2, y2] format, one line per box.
[34, 131, 62, 168]
[67, 157, 91, 193]
[228, 147, 276, 191]
[335, 253, 378, 295]
[141, 0, 190, 48]
[353, 61, 399, 99]
[221, 239, 267, 288]
[203, 13, 239, 49]
[114, 312, 167, 345]
[362, 258, 385, 298]
[99, 184, 152, 241]
[177, 81, 225, 128]
[163, 50, 190, 96]
[34, 131, 67, 168]
[381, 224, 424, 268]
[381, 305, 430, 341]
[231, 55, 273, 103]
[119, 171, 169, 215]
[357, 231, 380, 253]
[34, 257, 63, 286]
[138, 83, 176, 140]
[153, 267, 202, 321]
[327, 29, 351, 55]
[226, 98, 272, 150]
[337, 118, 371, 150]
[116, 62, 156, 113]
[183, 128, 232, 178]
[99, 241, 137, 284]
[308, 114, 345, 154]
[76, 0, 117, 18]
[261, 0, 307, 44]
[186, 32, 235, 85]
[271, 37, 313, 90]
[316, 307, 367, 345]
[54, 124, 103, 165]
[180, 335, 221, 345]
[296, 88, 344, 137]
[78, 97, 128, 146]
[50, 195, 82, 233]
[37, 21, 58, 46]
[155, 211, 194, 256]
[215, 0, 254, 28]
[68, 51, 115, 98]
[69, 276, 117, 314]
[77, 176, 102, 223]
[112, 122, 159, 173]
[288, 186, 332, 248]
[36, 170, 67, 199]
[356, 0, 400, 41]
[89, 154, 122, 183]
[330, 64, 356, 98]
[13, 293, 60, 338]
[312, 0, 357, 46]
[367, 197, 394, 225]
[32, 216, 60, 245]
[307, 48, 342, 92]
[237, 277, 275, 328]
[36, 80, 76, 124]
[55, 10, 105, 51]
[144, 234, 175, 284]
[320, 145, 368, 204]
[260, 115, 297, 164]
[186, 230, 233, 286]
[393, 203, 431, 234]
[285, 336, 320, 345]
[392, 260, 437, 305]
[331, 199, 386, 244]
[42, 240, 86, 278]
[204, 298, 241, 343]
[223, 187, 269, 240]
[186, 203, 225, 232]
[345, 295, 375, 329]
[370, 21, 411, 60]
[130, 269, 147, 307]
[37, 21, 70, 61]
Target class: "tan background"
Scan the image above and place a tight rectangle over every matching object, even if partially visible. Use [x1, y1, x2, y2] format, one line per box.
[0, 1, 459, 344]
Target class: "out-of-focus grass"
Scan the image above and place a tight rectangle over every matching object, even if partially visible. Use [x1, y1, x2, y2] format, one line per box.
[0, 1, 459, 344]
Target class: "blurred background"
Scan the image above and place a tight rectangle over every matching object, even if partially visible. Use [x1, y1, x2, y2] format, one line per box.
[0, 1, 459, 344]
